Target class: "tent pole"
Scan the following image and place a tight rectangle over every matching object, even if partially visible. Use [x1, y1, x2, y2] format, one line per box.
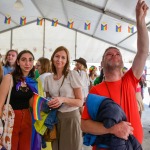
[43, 18, 45, 57]
[75, 31, 77, 59]
[10, 29, 13, 49]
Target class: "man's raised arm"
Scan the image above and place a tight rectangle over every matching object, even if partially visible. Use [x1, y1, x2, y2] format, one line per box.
[132, 0, 149, 79]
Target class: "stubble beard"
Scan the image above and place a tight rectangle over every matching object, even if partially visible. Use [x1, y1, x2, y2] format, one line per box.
[104, 60, 123, 72]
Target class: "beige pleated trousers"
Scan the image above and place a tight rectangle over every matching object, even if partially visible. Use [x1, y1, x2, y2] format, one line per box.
[52, 109, 82, 150]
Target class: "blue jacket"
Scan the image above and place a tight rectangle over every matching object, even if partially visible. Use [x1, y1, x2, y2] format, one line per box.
[83, 94, 142, 150]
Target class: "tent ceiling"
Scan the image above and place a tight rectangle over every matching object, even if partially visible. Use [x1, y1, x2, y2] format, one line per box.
[0, 0, 150, 63]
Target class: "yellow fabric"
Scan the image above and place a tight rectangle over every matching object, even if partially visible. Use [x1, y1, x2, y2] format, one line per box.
[41, 142, 52, 150]
[34, 111, 48, 135]
[36, 78, 52, 150]
[36, 77, 44, 96]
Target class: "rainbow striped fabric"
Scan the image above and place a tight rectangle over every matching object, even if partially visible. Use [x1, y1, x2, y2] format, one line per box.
[37, 17, 43, 26]
[33, 92, 48, 120]
[67, 19, 74, 29]
[4, 15, 11, 24]
[20, 16, 26, 25]
[101, 22, 107, 31]
[128, 24, 134, 33]
[84, 20, 90, 30]
[116, 24, 121, 32]
[52, 18, 58, 27]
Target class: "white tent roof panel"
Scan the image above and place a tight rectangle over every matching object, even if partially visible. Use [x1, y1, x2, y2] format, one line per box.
[0, 0, 149, 63]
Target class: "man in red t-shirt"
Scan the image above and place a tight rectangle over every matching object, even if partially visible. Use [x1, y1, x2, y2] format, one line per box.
[81, 1, 149, 150]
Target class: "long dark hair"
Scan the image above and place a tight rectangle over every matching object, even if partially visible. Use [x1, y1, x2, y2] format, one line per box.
[12, 50, 35, 82]
[4, 49, 18, 67]
[51, 46, 70, 77]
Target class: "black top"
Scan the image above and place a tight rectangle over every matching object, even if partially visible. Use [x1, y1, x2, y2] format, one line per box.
[10, 77, 33, 110]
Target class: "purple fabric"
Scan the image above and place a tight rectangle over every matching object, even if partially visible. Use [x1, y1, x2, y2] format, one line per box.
[32, 131, 41, 150]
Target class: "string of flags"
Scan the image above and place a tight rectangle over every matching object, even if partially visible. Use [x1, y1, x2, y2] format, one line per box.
[4, 15, 135, 33]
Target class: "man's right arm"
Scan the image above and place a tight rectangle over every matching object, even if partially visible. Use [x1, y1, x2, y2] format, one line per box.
[81, 118, 133, 140]
[81, 87, 134, 140]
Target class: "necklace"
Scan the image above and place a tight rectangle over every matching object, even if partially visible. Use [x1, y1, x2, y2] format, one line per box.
[104, 80, 122, 105]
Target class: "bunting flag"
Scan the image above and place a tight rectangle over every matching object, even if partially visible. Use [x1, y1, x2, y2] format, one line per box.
[33, 92, 48, 120]
[37, 17, 43, 26]
[84, 20, 91, 30]
[128, 24, 134, 33]
[67, 19, 74, 29]
[101, 22, 107, 31]
[20, 16, 26, 25]
[52, 18, 58, 27]
[116, 23, 121, 32]
[4, 15, 11, 24]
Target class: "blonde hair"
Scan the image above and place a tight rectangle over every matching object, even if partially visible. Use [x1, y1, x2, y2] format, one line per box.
[38, 57, 51, 74]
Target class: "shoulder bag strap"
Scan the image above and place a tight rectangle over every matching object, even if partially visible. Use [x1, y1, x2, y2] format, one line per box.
[6, 75, 13, 106]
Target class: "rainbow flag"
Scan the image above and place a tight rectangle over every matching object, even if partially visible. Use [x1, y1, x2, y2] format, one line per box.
[20, 16, 26, 25]
[37, 17, 43, 26]
[101, 22, 107, 31]
[84, 20, 91, 30]
[33, 92, 48, 120]
[67, 19, 74, 29]
[52, 18, 58, 27]
[116, 24, 121, 32]
[4, 15, 11, 24]
[128, 24, 134, 33]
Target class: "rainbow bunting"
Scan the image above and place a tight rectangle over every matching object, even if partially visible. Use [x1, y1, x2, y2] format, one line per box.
[67, 19, 74, 29]
[84, 20, 91, 30]
[128, 24, 134, 33]
[52, 18, 58, 27]
[4, 15, 11, 24]
[33, 92, 48, 120]
[20, 16, 26, 25]
[37, 17, 43, 26]
[101, 22, 107, 31]
[116, 24, 121, 32]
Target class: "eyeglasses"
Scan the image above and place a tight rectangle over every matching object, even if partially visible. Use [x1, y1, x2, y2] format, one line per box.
[36, 64, 41, 67]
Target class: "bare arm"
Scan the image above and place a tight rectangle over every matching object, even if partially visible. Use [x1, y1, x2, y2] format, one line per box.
[0, 74, 12, 117]
[81, 119, 133, 140]
[47, 87, 83, 108]
[132, 0, 149, 79]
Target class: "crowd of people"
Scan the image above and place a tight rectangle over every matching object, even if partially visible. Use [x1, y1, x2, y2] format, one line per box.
[0, 0, 149, 150]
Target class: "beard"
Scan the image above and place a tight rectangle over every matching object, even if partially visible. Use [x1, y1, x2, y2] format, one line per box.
[104, 60, 124, 72]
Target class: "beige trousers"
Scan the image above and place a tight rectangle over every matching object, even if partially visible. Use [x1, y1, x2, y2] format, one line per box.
[52, 109, 82, 150]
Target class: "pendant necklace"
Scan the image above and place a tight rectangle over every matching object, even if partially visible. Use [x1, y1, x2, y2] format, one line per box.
[104, 79, 122, 105]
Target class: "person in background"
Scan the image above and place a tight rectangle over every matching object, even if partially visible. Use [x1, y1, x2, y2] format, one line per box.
[36, 57, 51, 89]
[89, 65, 97, 89]
[44, 46, 83, 150]
[81, 1, 149, 150]
[140, 73, 147, 99]
[34, 62, 40, 79]
[0, 62, 3, 83]
[73, 57, 90, 102]
[0, 50, 35, 150]
[136, 82, 144, 118]
[94, 68, 104, 85]
[3, 49, 18, 75]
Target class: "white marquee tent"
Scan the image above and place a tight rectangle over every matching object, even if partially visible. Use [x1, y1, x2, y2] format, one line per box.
[0, 0, 150, 66]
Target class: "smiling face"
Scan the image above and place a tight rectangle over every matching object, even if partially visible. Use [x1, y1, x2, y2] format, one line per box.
[17, 52, 34, 76]
[36, 61, 42, 74]
[102, 47, 123, 71]
[53, 50, 67, 71]
[6, 51, 17, 65]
